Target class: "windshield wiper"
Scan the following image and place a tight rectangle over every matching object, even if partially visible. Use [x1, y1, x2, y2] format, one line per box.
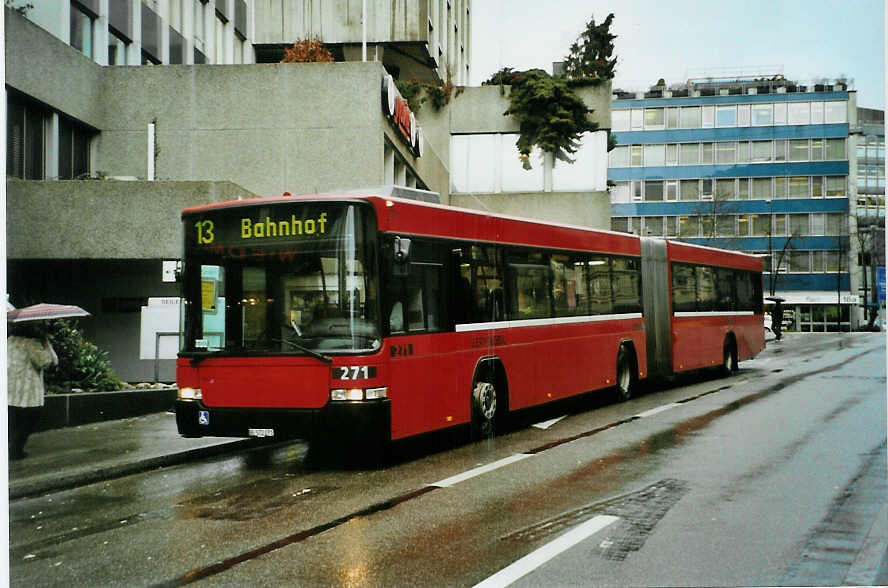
[274, 339, 333, 364]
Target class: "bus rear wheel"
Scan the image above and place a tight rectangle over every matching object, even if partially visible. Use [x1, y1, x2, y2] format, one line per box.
[471, 379, 497, 439]
[615, 345, 637, 402]
[722, 338, 738, 376]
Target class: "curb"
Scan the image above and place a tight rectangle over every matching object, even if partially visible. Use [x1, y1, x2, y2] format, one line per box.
[9, 437, 257, 500]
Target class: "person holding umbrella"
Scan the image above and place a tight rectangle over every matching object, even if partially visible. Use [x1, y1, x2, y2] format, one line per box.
[6, 301, 88, 460]
[7, 322, 58, 460]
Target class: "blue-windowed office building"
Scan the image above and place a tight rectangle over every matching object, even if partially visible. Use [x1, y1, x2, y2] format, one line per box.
[608, 76, 861, 332]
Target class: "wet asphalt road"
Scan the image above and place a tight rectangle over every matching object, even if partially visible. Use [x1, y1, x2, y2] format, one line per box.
[9, 333, 887, 587]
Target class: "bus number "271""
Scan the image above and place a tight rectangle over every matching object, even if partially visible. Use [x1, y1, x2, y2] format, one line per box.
[334, 366, 377, 380]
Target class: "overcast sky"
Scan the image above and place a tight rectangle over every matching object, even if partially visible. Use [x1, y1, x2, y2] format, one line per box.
[470, 0, 885, 109]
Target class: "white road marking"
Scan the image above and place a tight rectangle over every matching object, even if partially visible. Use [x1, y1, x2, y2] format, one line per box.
[429, 454, 532, 488]
[532, 416, 566, 430]
[473, 515, 620, 588]
[635, 403, 681, 419]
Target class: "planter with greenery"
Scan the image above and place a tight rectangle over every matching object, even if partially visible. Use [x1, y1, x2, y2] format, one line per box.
[43, 319, 122, 394]
[482, 13, 617, 169]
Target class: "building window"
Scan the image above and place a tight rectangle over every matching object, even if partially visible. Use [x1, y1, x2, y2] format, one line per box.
[169, 26, 186, 64]
[825, 176, 846, 197]
[679, 216, 699, 237]
[788, 176, 809, 198]
[58, 116, 93, 179]
[751, 103, 773, 126]
[141, 3, 162, 64]
[644, 108, 665, 129]
[774, 102, 787, 125]
[609, 146, 629, 168]
[752, 177, 771, 199]
[630, 145, 643, 166]
[789, 214, 809, 236]
[666, 108, 680, 129]
[680, 106, 701, 128]
[715, 178, 735, 200]
[7, 94, 46, 180]
[824, 138, 845, 160]
[612, 110, 629, 131]
[70, 2, 95, 58]
[716, 142, 736, 164]
[738, 104, 750, 126]
[643, 144, 665, 166]
[788, 102, 810, 125]
[701, 142, 713, 164]
[788, 139, 809, 161]
[716, 106, 736, 127]
[679, 143, 699, 165]
[630, 109, 644, 130]
[751, 140, 771, 162]
[824, 101, 847, 123]
[702, 106, 714, 128]
[680, 179, 699, 201]
[811, 101, 824, 124]
[108, 29, 128, 65]
[644, 181, 664, 201]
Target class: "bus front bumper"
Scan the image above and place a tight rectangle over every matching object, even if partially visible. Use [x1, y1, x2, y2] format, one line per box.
[174, 399, 391, 445]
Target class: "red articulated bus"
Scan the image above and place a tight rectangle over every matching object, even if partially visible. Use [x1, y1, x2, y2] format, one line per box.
[175, 189, 764, 450]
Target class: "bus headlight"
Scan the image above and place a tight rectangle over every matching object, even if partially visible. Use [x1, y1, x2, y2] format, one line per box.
[178, 387, 202, 400]
[330, 387, 388, 401]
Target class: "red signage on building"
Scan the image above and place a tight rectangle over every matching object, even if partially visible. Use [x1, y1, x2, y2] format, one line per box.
[382, 74, 423, 158]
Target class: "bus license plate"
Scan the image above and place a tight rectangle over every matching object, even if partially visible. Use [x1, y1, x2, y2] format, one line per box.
[248, 428, 274, 438]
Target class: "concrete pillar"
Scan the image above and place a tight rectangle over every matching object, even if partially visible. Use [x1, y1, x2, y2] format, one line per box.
[94, 0, 110, 66]
[45, 113, 60, 180]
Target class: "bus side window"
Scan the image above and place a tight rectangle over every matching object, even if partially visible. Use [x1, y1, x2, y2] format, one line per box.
[588, 256, 612, 315]
[406, 263, 443, 332]
[612, 256, 642, 314]
[696, 266, 718, 312]
[672, 263, 696, 313]
[716, 268, 736, 311]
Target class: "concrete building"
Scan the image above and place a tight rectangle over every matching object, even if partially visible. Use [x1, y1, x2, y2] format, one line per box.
[5, 4, 612, 381]
[608, 74, 861, 332]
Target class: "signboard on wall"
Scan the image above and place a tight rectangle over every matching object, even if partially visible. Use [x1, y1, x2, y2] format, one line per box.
[140, 297, 180, 360]
[382, 74, 424, 158]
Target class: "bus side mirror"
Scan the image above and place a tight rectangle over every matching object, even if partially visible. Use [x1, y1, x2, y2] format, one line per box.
[394, 237, 411, 263]
[393, 237, 411, 277]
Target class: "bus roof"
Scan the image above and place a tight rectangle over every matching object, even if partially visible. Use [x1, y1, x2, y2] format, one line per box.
[182, 192, 644, 257]
[182, 193, 762, 269]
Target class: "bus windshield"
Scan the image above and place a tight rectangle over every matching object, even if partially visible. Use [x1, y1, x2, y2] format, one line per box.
[181, 202, 380, 355]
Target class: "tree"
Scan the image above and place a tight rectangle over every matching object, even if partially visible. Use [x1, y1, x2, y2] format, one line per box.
[562, 13, 617, 83]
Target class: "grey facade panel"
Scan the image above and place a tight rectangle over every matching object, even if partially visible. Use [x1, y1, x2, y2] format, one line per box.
[108, 0, 132, 40]
[5, 9, 104, 128]
[141, 4, 161, 62]
[6, 180, 257, 260]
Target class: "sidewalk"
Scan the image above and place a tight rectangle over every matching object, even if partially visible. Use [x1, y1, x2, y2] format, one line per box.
[8, 411, 254, 500]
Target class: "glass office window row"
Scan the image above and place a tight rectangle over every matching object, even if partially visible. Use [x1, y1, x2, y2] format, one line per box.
[611, 212, 846, 238]
[754, 250, 844, 274]
[612, 100, 848, 131]
[611, 175, 847, 203]
[609, 138, 846, 168]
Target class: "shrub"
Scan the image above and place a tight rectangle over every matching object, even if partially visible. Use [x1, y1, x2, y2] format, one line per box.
[280, 38, 334, 63]
[43, 319, 123, 394]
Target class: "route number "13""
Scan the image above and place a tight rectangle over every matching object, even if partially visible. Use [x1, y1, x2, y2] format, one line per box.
[195, 220, 215, 244]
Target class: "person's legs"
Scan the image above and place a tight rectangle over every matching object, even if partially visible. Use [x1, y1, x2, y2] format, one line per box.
[9, 406, 41, 459]
[9, 406, 27, 459]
